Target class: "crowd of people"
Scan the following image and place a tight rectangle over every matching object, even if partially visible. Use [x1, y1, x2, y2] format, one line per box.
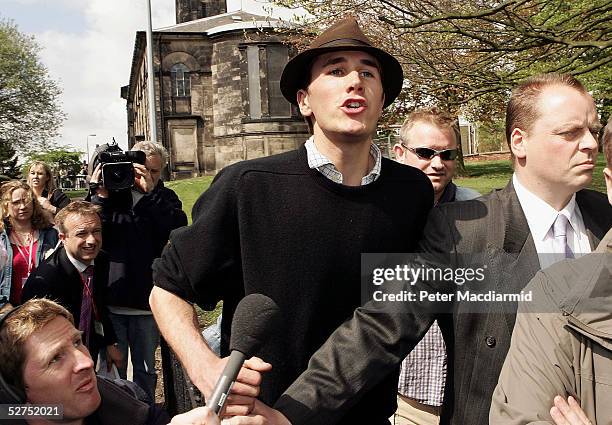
[0, 15, 611, 425]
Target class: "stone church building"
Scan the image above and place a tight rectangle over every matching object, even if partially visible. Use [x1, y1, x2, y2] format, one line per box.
[121, 0, 308, 178]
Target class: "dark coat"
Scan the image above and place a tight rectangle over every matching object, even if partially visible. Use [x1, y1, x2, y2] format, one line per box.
[88, 377, 170, 425]
[274, 182, 612, 425]
[91, 181, 187, 310]
[21, 246, 116, 361]
[42, 188, 71, 211]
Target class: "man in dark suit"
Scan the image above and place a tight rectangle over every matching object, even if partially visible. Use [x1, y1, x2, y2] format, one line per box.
[227, 74, 612, 425]
[22, 200, 122, 371]
[489, 118, 612, 425]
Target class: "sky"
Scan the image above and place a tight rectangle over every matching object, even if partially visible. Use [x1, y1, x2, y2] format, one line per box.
[1, 0, 306, 157]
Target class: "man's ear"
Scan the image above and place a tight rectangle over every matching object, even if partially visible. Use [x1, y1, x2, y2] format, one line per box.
[297, 89, 312, 117]
[59, 232, 66, 243]
[603, 167, 612, 204]
[510, 128, 527, 159]
[393, 143, 405, 162]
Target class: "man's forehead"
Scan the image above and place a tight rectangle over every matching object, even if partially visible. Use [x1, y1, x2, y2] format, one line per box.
[406, 121, 457, 148]
[536, 84, 594, 116]
[146, 154, 162, 164]
[313, 50, 381, 69]
[25, 317, 78, 362]
[65, 213, 100, 229]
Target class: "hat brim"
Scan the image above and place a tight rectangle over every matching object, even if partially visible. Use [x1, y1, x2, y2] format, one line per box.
[280, 45, 403, 109]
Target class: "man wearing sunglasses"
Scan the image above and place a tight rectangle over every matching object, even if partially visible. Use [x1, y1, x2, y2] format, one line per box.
[392, 109, 480, 425]
[394, 109, 479, 208]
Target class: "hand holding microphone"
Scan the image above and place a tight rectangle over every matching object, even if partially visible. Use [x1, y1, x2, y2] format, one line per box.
[207, 294, 281, 417]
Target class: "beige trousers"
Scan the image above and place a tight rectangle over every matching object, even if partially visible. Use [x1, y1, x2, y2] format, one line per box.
[392, 394, 441, 425]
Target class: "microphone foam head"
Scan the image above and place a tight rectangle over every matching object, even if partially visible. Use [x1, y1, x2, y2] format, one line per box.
[230, 294, 281, 357]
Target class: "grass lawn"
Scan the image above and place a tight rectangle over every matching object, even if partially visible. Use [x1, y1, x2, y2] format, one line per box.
[456, 153, 607, 195]
[65, 189, 88, 199]
[165, 176, 215, 224]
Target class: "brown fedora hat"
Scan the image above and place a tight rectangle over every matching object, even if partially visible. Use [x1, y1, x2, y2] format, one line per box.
[280, 17, 403, 109]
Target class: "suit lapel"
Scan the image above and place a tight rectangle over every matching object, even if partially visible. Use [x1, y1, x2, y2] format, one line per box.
[493, 182, 540, 332]
[58, 247, 84, 285]
[58, 247, 88, 322]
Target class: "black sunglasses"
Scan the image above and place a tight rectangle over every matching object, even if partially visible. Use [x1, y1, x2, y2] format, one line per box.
[401, 143, 458, 161]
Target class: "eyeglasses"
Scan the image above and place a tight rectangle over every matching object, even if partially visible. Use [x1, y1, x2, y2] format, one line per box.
[400, 143, 458, 161]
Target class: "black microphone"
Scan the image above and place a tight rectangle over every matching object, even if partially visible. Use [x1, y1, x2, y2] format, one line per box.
[207, 294, 281, 415]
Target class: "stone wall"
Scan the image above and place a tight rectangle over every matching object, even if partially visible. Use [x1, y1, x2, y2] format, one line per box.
[175, 0, 227, 24]
[127, 28, 308, 179]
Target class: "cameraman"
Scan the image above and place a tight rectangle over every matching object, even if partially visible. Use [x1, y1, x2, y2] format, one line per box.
[89, 141, 187, 401]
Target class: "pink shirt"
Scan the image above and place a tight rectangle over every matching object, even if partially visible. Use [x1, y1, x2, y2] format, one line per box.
[9, 240, 38, 305]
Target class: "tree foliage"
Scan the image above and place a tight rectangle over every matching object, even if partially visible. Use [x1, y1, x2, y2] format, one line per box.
[25, 147, 83, 180]
[0, 140, 20, 179]
[273, 0, 612, 123]
[0, 18, 65, 153]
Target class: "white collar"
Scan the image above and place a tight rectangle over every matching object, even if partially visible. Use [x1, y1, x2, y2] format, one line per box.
[65, 249, 94, 273]
[304, 136, 382, 185]
[513, 174, 578, 242]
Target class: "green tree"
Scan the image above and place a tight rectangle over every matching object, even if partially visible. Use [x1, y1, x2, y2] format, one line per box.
[273, 0, 612, 120]
[25, 148, 83, 186]
[0, 140, 20, 179]
[0, 18, 64, 153]
[272, 0, 611, 170]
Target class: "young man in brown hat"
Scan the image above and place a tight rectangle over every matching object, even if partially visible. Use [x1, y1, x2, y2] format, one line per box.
[149, 16, 433, 424]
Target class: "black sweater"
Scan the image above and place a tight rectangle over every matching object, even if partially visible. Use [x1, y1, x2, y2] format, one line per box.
[153, 145, 433, 424]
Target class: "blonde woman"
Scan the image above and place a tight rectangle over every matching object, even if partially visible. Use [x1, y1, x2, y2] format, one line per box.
[0, 181, 58, 308]
[27, 160, 70, 216]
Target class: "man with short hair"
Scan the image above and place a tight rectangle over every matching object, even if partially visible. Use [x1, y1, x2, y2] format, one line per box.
[489, 118, 612, 425]
[150, 17, 433, 425]
[394, 108, 480, 205]
[0, 298, 169, 425]
[393, 108, 480, 424]
[22, 200, 121, 370]
[89, 140, 187, 401]
[250, 74, 612, 425]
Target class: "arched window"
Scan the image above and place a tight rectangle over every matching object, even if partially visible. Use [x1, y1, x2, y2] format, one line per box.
[171, 63, 191, 97]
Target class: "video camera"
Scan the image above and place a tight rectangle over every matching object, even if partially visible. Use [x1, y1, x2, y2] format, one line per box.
[89, 139, 146, 191]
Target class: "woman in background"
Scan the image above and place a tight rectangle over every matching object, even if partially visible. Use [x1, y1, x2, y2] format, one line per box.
[0, 181, 58, 308]
[27, 160, 70, 217]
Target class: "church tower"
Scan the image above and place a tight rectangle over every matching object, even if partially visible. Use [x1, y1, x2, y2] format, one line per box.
[176, 0, 227, 24]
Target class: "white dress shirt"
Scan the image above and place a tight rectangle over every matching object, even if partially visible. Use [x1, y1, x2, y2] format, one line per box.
[65, 251, 94, 273]
[513, 174, 591, 269]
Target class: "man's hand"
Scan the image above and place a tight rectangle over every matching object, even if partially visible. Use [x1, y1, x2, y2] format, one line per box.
[550, 395, 592, 425]
[194, 356, 272, 416]
[90, 164, 109, 198]
[169, 406, 220, 425]
[221, 399, 292, 425]
[133, 163, 154, 193]
[105, 344, 124, 372]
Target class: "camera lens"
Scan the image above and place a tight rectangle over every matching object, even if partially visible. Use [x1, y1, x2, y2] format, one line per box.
[102, 163, 134, 190]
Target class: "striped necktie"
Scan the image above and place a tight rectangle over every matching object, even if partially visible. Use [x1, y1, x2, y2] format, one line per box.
[78, 265, 94, 348]
[552, 214, 575, 260]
